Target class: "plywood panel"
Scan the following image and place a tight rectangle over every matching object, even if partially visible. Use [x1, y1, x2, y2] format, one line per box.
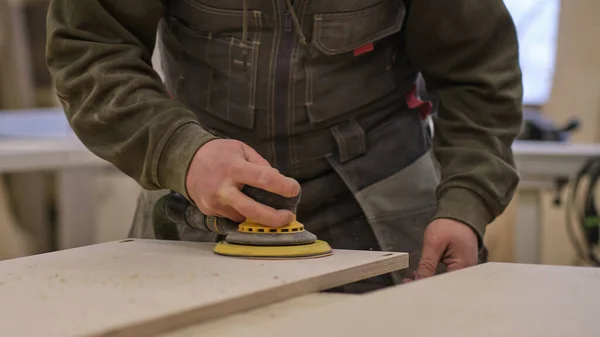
[0, 239, 407, 337]
[188, 262, 599, 337]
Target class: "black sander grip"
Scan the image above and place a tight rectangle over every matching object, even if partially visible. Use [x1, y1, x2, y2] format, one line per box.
[239, 185, 301, 214]
[152, 185, 301, 239]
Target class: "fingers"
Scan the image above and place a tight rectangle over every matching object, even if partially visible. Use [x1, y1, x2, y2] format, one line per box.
[229, 160, 300, 198]
[218, 186, 294, 227]
[414, 235, 445, 280]
[214, 205, 245, 223]
[241, 144, 271, 167]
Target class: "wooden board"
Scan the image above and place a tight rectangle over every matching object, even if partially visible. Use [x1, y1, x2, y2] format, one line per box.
[0, 239, 407, 337]
[158, 293, 355, 337]
[177, 262, 600, 337]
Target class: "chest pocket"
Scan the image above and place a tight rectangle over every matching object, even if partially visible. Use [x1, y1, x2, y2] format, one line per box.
[164, 0, 263, 130]
[305, 0, 406, 124]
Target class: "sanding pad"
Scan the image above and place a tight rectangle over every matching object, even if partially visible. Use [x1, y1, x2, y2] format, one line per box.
[213, 240, 333, 259]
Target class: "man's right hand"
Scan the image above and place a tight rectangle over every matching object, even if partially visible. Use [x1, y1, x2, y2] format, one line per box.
[185, 139, 300, 227]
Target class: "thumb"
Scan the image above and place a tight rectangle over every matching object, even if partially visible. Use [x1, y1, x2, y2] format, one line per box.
[414, 238, 445, 279]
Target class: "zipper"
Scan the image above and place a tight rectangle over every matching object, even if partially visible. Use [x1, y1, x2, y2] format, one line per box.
[273, 3, 294, 175]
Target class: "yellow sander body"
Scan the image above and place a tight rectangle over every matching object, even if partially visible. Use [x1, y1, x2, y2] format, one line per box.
[213, 220, 333, 259]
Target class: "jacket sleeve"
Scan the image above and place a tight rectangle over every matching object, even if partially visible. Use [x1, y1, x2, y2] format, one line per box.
[404, 0, 523, 243]
[46, 0, 218, 200]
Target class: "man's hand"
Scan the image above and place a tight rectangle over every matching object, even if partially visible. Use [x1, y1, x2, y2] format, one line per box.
[404, 218, 479, 282]
[185, 139, 300, 227]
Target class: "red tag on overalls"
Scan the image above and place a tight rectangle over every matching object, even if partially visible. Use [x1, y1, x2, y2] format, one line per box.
[353, 42, 374, 56]
[406, 85, 433, 120]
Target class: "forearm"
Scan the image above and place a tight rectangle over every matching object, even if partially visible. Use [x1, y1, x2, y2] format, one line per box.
[405, 0, 523, 241]
[46, 0, 217, 199]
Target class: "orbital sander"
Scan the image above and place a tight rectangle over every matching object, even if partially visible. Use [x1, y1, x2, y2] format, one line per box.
[152, 185, 332, 259]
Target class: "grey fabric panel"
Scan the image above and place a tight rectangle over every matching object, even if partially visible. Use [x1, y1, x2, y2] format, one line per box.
[356, 150, 439, 220]
[330, 111, 429, 192]
[354, 150, 440, 282]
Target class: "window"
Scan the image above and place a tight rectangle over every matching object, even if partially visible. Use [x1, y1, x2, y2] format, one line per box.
[503, 0, 561, 106]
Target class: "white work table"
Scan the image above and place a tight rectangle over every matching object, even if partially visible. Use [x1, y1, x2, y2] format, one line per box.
[513, 140, 600, 184]
[0, 108, 109, 250]
[0, 107, 104, 171]
[2, 108, 600, 260]
[0, 138, 104, 172]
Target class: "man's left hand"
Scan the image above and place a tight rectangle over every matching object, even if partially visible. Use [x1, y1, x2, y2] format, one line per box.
[404, 218, 479, 282]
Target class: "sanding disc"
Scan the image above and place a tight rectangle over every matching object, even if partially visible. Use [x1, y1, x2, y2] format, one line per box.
[213, 240, 333, 259]
[225, 230, 317, 246]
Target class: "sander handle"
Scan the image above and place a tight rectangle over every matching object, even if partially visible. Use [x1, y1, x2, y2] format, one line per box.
[152, 185, 301, 240]
[239, 185, 301, 213]
[152, 192, 238, 240]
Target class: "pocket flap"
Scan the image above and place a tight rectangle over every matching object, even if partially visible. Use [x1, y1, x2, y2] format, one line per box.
[312, 0, 406, 56]
[169, 0, 261, 35]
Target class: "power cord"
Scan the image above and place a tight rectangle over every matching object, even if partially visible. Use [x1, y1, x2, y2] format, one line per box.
[565, 157, 600, 266]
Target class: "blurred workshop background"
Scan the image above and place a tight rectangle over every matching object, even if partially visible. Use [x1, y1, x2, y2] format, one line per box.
[1, 0, 599, 268]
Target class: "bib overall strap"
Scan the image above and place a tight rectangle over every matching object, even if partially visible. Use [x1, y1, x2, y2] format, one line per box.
[330, 118, 367, 164]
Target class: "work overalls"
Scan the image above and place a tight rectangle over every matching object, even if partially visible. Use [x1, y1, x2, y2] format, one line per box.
[129, 0, 462, 292]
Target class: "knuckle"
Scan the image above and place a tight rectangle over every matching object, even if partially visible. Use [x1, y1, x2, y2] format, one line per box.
[418, 258, 437, 272]
[231, 199, 256, 219]
[278, 212, 289, 224]
[253, 208, 279, 227]
[216, 187, 236, 206]
[426, 235, 445, 249]
[234, 202, 251, 216]
[258, 210, 290, 227]
[277, 212, 292, 226]
[256, 169, 274, 186]
[287, 179, 300, 197]
[228, 161, 245, 177]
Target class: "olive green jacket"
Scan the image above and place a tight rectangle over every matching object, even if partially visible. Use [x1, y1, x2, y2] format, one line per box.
[46, 0, 523, 240]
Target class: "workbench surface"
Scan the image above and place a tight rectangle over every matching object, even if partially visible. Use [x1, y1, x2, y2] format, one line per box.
[163, 262, 597, 337]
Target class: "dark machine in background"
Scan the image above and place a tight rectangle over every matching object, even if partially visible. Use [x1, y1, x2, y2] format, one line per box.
[517, 107, 580, 142]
